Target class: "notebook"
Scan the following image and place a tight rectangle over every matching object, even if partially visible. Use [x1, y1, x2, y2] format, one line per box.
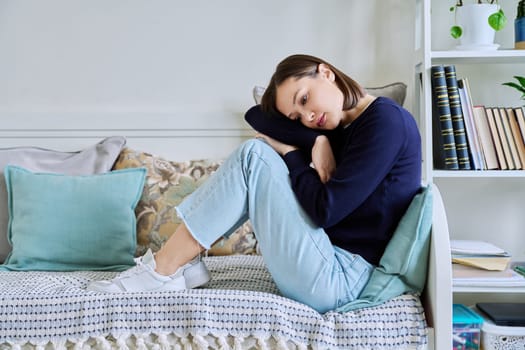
[476, 302, 525, 327]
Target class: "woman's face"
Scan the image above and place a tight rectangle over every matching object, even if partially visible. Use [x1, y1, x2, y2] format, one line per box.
[275, 64, 345, 130]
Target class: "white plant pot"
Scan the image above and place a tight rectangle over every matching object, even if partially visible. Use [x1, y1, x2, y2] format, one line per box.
[456, 4, 500, 50]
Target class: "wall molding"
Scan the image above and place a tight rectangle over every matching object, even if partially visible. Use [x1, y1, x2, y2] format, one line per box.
[0, 111, 254, 160]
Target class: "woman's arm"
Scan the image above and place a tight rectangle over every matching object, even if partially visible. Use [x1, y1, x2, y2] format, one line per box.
[244, 105, 319, 150]
[257, 132, 336, 184]
[311, 135, 336, 183]
[245, 105, 337, 182]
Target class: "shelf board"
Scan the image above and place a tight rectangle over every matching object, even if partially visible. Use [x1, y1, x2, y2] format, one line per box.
[453, 285, 525, 293]
[432, 170, 525, 178]
[430, 49, 525, 64]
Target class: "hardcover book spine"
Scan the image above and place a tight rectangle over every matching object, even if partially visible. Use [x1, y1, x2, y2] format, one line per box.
[485, 107, 508, 170]
[430, 65, 459, 170]
[492, 108, 515, 169]
[500, 108, 522, 169]
[457, 78, 484, 169]
[506, 108, 525, 169]
[444, 65, 471, 170]
[472, 106, 499, 170]
[515, 107, 525, 143]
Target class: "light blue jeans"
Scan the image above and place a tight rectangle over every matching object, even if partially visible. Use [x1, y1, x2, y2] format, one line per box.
[176, 139, 373, 313]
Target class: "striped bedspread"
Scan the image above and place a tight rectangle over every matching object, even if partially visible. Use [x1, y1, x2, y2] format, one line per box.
[0, 255, 427, 349]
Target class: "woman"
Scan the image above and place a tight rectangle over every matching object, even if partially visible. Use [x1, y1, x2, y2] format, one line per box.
[88, 54, 422, 314]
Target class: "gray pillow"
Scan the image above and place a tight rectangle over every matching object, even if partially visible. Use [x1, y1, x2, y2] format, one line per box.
[252, 82, 407, 106]
[365, 82, 407, 106]
[0, 136, 126, 262]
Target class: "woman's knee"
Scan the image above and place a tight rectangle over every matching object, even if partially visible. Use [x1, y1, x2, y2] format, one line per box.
[239, 138, 273, 156]
[237, 139, 283, 167]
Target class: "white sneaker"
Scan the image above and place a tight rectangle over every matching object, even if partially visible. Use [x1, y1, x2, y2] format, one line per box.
[87, 249, 210, 293]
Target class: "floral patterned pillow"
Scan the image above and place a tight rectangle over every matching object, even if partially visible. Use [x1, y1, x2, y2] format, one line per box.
[112, 148, 257, 256]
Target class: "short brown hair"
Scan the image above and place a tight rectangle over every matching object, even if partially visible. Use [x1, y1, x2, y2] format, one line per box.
[261, 54, 365, 114]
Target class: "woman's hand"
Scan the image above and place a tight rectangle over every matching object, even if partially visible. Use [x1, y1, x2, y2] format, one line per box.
[311, 135, 336, 183]
[255, 133, 335, 184]
[255, 133, 298, 156]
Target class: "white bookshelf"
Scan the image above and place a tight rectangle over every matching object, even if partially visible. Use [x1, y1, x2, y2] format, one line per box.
[415, 0, 525, 320]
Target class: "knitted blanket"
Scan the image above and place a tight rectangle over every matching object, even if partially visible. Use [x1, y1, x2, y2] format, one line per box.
[0, 255, 427, 349]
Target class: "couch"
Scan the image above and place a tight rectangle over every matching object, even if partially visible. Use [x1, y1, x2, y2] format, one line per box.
[0, 84, 453, 349]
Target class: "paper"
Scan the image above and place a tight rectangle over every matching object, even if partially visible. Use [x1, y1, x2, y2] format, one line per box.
[450, 240, 508, 256]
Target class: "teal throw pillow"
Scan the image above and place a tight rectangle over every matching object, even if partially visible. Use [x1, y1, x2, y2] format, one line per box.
[0, 136, 127, 262]
[337, 185, 433, 312]
[0, 165, 146, 271]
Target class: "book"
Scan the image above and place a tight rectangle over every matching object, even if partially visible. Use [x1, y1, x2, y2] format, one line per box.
[452, 264, 525, 287]
[491, 107, 516, 169]
[450, 239, 511, 271]
[514, 107, 525, 145]
[476, 302, 525, 327]
[472, 106, 499, 170]
[514, 264, 525, 278]
[499, 107, 522, 169]
[430, 65, 459, 170]
[485, 107, 508, 169]
[457, 78, 484, 169]
[506, 107, 525, 169]
[444, 65, 471, 169]
[452, 255, 511, 271]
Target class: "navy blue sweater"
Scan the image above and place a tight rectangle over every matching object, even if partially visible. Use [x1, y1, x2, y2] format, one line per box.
[244, 97, 422, 265]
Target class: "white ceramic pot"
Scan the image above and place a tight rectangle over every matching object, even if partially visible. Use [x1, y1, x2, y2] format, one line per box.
[456, 4, 499, 50]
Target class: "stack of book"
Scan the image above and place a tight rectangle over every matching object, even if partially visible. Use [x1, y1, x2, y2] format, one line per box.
[451, 240, 525, 287]
[431, 64, 525, 170]
[451, 239, 511, 271]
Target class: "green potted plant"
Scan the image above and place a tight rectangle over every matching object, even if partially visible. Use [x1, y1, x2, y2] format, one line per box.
[450, 1, 507, 49]
[503, 76, 525, 105]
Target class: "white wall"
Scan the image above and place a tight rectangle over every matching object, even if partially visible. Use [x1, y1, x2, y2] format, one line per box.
[1, 1, 523, 256]
[0, 0, 414, 159]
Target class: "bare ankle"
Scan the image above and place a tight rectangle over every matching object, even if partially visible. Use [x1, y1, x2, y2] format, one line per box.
[153, 252, 180, 276]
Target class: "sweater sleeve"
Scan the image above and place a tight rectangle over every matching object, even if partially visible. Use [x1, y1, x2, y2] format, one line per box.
[284, 102, 418, 228]
[244, 105, 320, 149]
